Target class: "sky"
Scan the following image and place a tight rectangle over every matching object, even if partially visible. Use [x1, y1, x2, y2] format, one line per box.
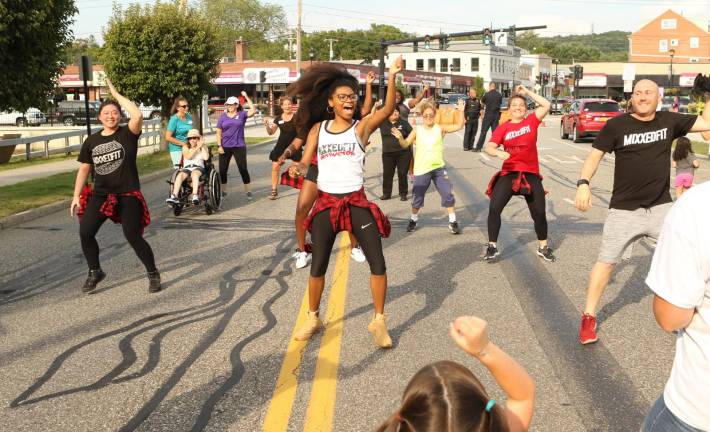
[72, 0, 709, 44]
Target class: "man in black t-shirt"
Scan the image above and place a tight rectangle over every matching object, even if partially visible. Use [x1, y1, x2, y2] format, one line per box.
[473, 82, 503, 151]
[462, 88, 482, 151]
[574, 79, 710, 345]
[379, 109, 413, 200]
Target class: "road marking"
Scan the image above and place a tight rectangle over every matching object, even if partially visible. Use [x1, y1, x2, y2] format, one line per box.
[479, 153, 491, 161]
[563, 198, 575, 205]
[262, 281, 312, 431]
[303, 235, 351, 432]
[571, 155, 586, 164]
[539, 156, 549, 163]
[262, 235, 351, 431]
[548, 155, 575, 164]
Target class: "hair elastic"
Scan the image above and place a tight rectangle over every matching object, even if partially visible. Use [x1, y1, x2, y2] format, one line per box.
[485, 400, 496, 412]
[394, 411, 403, 422]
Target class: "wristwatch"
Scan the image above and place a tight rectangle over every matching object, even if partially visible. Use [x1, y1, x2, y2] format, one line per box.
[576, 179, 590, 187]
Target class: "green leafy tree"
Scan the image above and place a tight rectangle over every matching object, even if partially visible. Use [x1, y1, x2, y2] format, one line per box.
[64, 35, 104, 65]
[472, 76, 485, 98]
[102, 3, 221, 149]
[0, 0, 77, 112]
[199, 0, 289, 60]
[516, 30, 628, 63]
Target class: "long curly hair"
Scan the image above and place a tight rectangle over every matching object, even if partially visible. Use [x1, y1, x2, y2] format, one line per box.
[673, 136, 693, 162]
[287, 63, 359, 136]
[376, 361, 509, 432]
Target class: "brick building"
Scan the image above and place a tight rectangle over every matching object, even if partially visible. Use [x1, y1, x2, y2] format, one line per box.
[629, 9, 709, 64]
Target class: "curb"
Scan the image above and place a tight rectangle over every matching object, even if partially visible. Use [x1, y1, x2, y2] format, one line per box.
[0, 138, 277, 231]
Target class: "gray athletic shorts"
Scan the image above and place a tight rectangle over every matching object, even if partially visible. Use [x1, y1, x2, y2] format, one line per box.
[598, 202, 672, 264]
[412, 167, 455, 209]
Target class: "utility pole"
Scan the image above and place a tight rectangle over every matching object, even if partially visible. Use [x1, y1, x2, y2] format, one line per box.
[178, 0, 187, 13]
[296, 0, 302, 74]
[325, 38, 338, 61]
[286, 32, 295, 61]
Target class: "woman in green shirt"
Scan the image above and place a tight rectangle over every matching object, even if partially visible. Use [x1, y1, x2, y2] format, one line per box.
[392, 99, 465, 234]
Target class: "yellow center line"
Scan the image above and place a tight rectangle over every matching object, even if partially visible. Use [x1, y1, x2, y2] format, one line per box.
[262, 235, 351, 432]
[303, 235, 351, 432]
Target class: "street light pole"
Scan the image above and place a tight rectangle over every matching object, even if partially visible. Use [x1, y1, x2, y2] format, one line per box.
[669, 48, 675, 89]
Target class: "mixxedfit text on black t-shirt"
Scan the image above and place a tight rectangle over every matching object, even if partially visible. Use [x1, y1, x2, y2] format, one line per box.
[593, 111, 697, 210]
[78, 126, 141, 194]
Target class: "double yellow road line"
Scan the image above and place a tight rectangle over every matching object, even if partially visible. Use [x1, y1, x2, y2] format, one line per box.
[263, 235, 351, 431]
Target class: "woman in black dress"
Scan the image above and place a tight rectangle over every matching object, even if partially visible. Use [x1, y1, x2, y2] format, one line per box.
[264, 96, 302, 200]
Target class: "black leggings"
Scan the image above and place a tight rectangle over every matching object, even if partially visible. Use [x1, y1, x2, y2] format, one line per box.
[487, 173, 548, 242]
[79, 195, 156, 272]
[310, 206, 386, 277]
[219, 146, 250, 185]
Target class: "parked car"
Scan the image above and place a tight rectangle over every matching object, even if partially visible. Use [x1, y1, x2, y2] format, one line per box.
[660, 96, 690, 114]
[549, 98, 569, 115]
[560, 99, 623, 142]
[55, 100, 127, 126]
[435, 93, 466, 106]
[0, 108, 46, 127]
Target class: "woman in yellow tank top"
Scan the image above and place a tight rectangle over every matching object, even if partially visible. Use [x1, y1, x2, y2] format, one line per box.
[391, 99, 465, 234]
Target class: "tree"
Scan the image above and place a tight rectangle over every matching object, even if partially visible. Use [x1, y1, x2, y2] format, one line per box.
[0, 0, 77, 112]
[64, 35, 104, 65]
[472, 76, 485, 99]
[102, 3, 221, 149]
[199, 0, 289, 60]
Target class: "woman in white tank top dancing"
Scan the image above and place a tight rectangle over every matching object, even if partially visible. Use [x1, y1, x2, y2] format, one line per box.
[287, 57, 403, 348]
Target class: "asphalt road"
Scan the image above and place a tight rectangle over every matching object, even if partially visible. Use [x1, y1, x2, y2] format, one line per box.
[1, 116, 707, 431]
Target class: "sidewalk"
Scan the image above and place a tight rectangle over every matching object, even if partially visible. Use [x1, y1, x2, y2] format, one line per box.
[0, 124, 275, 187]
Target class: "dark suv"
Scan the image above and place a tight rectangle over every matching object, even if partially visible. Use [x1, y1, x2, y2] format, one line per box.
[560, 99, 622, 142]
[55, 101, 127, 126]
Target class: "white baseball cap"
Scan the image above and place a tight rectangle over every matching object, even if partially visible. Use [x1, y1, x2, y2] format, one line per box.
[225, 96, 239, 105]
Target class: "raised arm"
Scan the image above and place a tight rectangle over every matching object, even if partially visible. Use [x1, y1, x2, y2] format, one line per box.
[241, 91, 256, 118]
[106, 78, 142, 135]
[357, 56, 402, 142]
[574, 148, 606, 211]
[360, 71, 376, 117]
[390, 127, 416, 149]
[439, 99, 466, 134]
[407, 85, 430, 108]
[516, 85, 550, 120]
[450, 316, 535, 432]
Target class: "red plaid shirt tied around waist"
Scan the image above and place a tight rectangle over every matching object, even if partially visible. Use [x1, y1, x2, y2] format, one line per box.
[485, 171, 547, 198]
[77, 184, 151, 234]
[304, 188, 391, 238]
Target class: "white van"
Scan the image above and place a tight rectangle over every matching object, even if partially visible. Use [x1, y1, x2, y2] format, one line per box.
[0, 108, 46, 126]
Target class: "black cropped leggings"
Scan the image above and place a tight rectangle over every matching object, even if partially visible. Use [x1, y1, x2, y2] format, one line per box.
[79, 195, 156, 272]
[487, 172, 548, 242]
[310, 206, 386, 278]
[219, 146, 251, 185]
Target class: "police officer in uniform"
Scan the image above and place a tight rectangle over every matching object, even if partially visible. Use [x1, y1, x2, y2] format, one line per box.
[462, 88, 482, 151]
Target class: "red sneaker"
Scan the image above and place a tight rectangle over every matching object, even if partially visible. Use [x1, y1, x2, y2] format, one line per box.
[579, 313, 598, 344]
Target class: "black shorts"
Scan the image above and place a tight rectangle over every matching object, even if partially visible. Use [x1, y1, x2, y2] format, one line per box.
[305, 164, 318, 183]
[268, 142, 303, 162]
[179, 166, 205, 176]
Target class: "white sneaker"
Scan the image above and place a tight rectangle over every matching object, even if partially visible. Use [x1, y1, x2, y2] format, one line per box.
[350, 245, 367, 263]
[295, 250, 312, 269]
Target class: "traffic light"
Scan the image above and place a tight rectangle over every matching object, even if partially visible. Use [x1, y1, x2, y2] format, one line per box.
[259, 70, 266, 83]
[424, 35, 431, 50]
[508, 25, 516, 46]
[543, 73, 549, 85]
[483, 28, 492, 46]
[413, 41, 418, 52]
[573, 65, 584, 80]
[439, 36, 449, 51]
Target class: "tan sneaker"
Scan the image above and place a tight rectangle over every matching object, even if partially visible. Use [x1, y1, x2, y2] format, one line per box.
[294, 311, 323, 341]
[367, 313, 392, 348]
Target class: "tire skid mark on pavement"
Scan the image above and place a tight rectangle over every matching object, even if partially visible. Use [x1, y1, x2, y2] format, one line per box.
[447, 166, 649, 431]
[263, 235, 351, 431]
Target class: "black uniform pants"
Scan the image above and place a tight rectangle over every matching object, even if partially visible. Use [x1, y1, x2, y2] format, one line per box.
[381, 150, 412, 197]
[463, 119, 479, 150]
[475, 113, 500, 151]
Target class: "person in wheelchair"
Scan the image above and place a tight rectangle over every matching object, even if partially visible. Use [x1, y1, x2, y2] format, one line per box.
[166, 129, 209, 206]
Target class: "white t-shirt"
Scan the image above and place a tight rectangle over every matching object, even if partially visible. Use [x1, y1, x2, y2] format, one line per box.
[316, 120, 365, 194]
[645, 181, 710, 430]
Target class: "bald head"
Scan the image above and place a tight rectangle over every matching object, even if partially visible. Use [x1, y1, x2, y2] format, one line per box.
[631, 79, 660, 118]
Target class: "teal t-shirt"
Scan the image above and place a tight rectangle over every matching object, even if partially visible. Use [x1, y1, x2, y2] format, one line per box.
[167, 113, 193, 152]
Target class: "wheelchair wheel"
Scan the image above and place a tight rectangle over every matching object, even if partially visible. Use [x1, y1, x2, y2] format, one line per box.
[206, 169, 222, 212]
[173, 204, 182, 216]
[167, 169, 180, 196]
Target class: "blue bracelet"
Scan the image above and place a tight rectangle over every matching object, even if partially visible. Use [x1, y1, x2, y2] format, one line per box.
[485, 399, 496, 412]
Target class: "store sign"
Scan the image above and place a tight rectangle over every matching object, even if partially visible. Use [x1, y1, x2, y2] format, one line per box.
[679, 74, 697, 87]
[243, 67, 290, 84]
[578, 73, 607, 87]
[622, 64, 636, 81]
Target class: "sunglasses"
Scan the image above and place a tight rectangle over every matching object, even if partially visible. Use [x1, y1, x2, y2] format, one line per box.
[179, 104, 189, 108]
[422, 113, 435, 118]
[188, 136, 200, 140]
